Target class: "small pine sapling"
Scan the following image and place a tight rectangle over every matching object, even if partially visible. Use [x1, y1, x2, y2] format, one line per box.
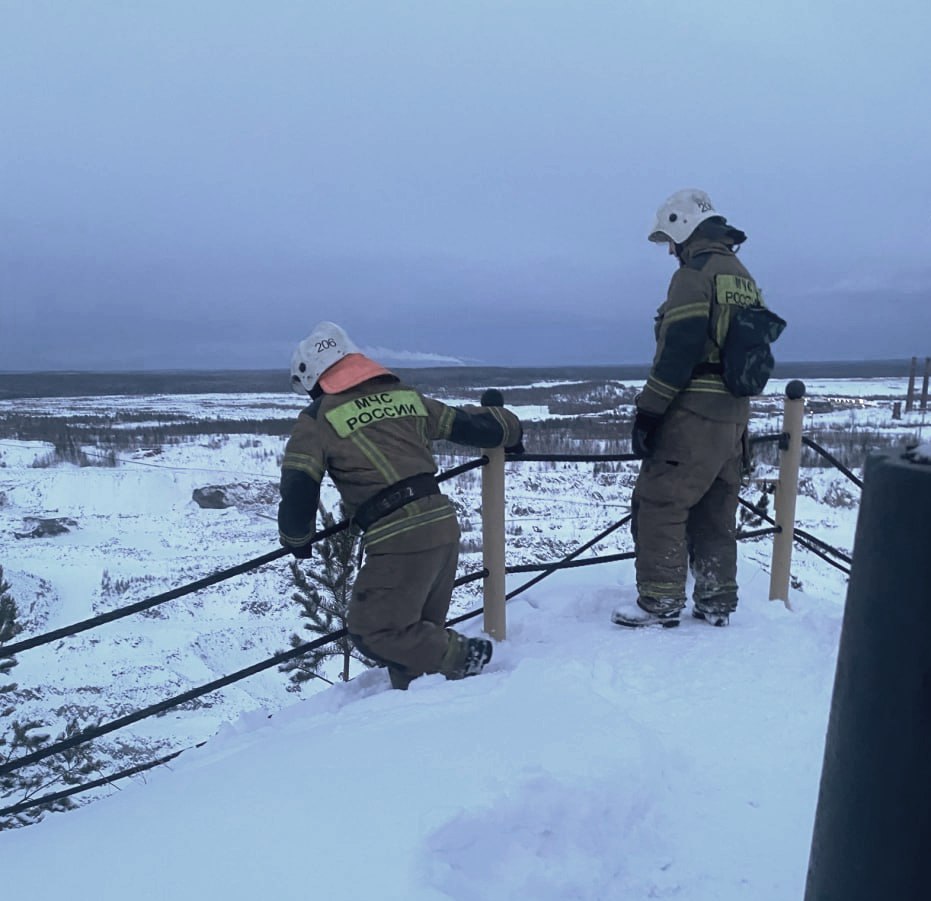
[279, 506, 375, 687]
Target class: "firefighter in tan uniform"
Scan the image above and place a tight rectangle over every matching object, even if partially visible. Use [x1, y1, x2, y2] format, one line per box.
[612, 189, 775, 629]
[279, 322, 523, 688]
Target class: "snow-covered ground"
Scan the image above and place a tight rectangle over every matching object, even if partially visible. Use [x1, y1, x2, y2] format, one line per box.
[0, 376, 926, 898]
[2, 558, 843, 900]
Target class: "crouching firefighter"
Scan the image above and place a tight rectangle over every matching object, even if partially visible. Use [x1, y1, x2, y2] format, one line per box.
[278, 321, 524, 689]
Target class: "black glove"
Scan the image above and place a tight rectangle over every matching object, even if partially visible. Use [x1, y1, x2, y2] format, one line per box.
[283, 540, 314, 559]
[505, 424, 525, 455]
[481, 390, 524, 454]
[631, 408, 663, 459]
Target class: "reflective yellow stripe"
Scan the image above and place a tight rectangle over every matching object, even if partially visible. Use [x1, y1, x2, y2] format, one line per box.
[638, 581, 685, 599]
[683, 376, 730, 395]
[279, 527, 314, 546]
[646, 375, 678, 399]
[363, 505, 457, 547]
[695, 581, 738, 600]
[663, 301, 709, 324]
[281, 452, 324, 481]
[351, 429, 400, 484]
[437, 406, 456, 439]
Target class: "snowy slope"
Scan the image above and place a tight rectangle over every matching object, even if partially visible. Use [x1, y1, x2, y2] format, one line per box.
[2, 375, 922, 898]
[0, 557, 845, 900]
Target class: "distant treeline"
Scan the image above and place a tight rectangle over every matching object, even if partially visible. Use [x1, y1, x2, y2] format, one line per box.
[0, 359, 917, 400]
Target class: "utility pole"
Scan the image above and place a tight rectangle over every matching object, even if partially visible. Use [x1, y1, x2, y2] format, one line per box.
[920, 356, 930, 412]
[905, 356, 917, 412]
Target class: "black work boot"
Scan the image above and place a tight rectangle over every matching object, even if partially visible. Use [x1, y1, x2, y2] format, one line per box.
[692, 609, 729, 627]
[440, 631, 493, 680]
[693, 592, 737, 627]
[611, 596, 682, 628]
[387, 666, 417, 690]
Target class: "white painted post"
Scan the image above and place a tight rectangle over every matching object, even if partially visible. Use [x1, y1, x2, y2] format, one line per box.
[480, 391, 507, 639]
[770, 380, 806, 606]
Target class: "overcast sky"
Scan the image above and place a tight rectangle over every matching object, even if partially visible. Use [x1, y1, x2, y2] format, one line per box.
[2, 0, 929, 371]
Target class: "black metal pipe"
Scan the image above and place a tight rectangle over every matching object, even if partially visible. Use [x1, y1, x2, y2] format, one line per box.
[804, 447, 931, 900]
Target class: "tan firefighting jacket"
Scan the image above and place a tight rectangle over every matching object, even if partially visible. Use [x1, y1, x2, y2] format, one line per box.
[638, 236, 765, 425]
[278, 374, 522, 554]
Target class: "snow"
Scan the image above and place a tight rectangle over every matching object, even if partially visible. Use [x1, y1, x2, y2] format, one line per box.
[1, 376, 917, 898]
[3, 569, 843, 900]
[1, 539, 846, 899]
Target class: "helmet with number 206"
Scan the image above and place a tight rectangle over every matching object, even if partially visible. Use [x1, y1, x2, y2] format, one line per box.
[648, 188, 721, 245]
[290, 321, 361, 394]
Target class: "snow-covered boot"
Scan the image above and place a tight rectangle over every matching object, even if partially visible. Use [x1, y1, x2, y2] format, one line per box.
[440, 631, 493, 680]
[692, 608, 730, 627]
[693, 593, 735, 627]
[611, 596, 681, 628]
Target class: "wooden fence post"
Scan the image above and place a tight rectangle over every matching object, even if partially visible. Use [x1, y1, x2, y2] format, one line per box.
[480, 390, 507, 640]
[769, 380, 806, 606]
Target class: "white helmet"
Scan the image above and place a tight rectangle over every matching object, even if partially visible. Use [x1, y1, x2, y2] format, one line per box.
[648, 188, 720, 245]
[290, 321, 360, 394]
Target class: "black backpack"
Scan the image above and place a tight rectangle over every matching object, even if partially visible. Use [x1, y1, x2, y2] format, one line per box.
[692, 271, 786, 397]
[718, 303, 787, 396]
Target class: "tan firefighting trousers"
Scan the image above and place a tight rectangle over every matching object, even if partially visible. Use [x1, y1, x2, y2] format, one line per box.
[633, 406, 745, 613]
[347, 539, 460, 680]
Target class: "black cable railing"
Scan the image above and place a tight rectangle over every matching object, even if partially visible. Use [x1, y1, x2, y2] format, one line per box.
[0, 631, 345, 778]
[792, 533, 852, 575]
[749, 432, 785, 446]
[0, 500, 795, 818]
[0, 547, 290, 657]
[0, 748, 189, 820]
[3, 548, 635, 811]
[505, 452, 640, 463]
[802, 436, 864, 489]
[0, 575, 501, 790]
[795, 528, 854, 566]
[448, 514, 633, 628]
[1, 432, 860, 819]
[736, 497, 852, 575]
[1, 457, 489, 659]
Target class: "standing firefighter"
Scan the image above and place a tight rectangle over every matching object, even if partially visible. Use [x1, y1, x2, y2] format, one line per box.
[278, 322, 524, 689]
[611, 189, 785, 629]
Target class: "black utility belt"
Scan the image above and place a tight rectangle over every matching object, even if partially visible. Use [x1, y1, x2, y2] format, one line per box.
[692, 361, 724, 377]
[352, 473, 440, 532]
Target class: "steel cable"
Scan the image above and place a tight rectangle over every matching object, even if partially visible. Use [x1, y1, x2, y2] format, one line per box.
[1, 444, 856, 801]
[1, 457, 489, 658]
[737, 497, 852, 575]
[801, 436, 864, 488]
[0, 630, 345, 778]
